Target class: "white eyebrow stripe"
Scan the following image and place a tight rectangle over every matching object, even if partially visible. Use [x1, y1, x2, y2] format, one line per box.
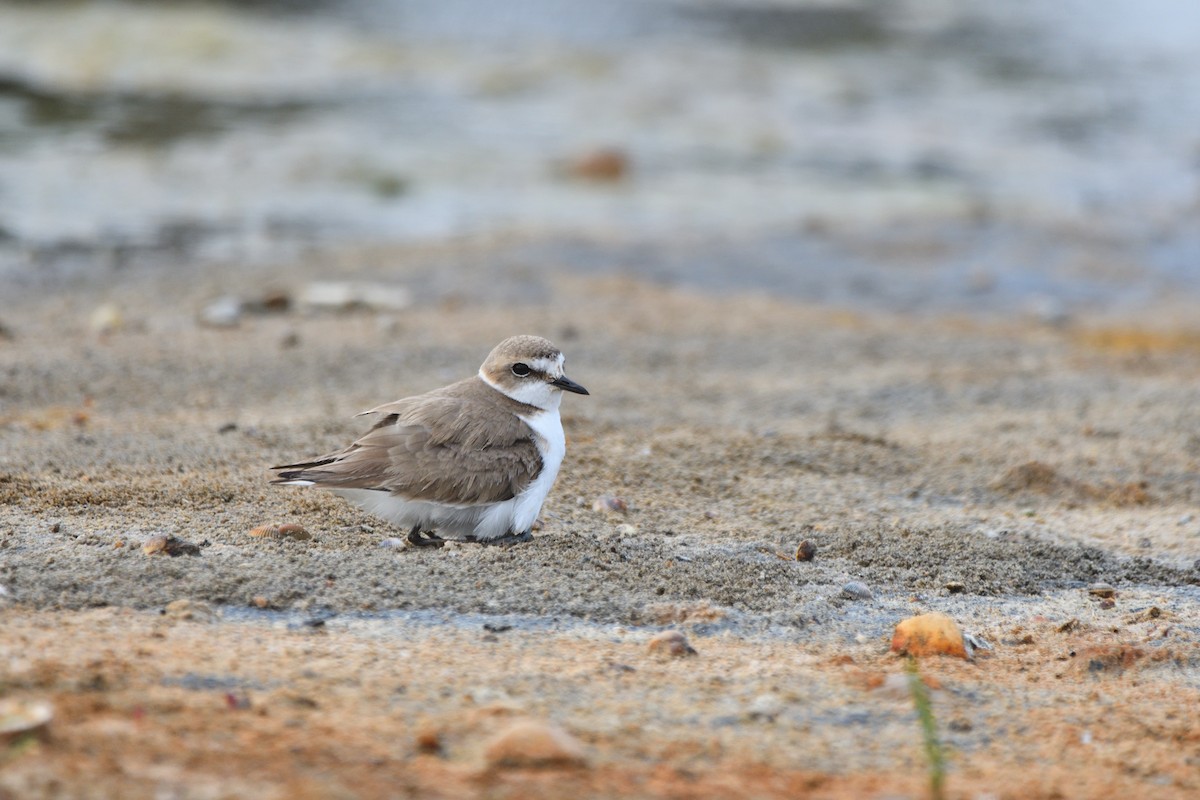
[528, 356, 561, 375]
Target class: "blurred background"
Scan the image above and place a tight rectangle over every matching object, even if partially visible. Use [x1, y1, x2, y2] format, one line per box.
[1, 0, 1198, 317]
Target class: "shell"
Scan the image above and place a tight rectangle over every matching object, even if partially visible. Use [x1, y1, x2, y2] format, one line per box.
[277, 523, 311, 540]
[592, 495, 628, 514]
[0, 699, 53, 741]
[248, 523, 311, 541]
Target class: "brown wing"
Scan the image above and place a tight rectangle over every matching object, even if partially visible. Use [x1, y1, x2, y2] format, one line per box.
[271, 380, 542, 505]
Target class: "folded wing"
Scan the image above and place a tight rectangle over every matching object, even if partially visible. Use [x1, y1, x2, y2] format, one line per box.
[272, 386, 542, 506]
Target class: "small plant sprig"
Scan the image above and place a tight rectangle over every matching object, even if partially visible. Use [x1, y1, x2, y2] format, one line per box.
[906, 656, 947, 800]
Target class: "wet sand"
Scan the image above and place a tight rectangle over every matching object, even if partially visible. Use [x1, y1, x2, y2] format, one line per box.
[2, 242, 1199, 798]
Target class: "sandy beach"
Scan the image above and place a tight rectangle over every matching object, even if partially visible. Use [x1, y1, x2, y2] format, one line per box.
[2, 239, 1198, 798]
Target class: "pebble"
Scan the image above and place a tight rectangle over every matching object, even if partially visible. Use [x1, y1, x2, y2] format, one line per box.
[379, 537, 407, 549]
[647, 630, 697, 658]
[1127, 606, 1163, 623]
[483, 719, 587, 768]
[414, 720, 441, 754]
[890, 612, 969, 659]
[565, 147, 629, 182]
[944, 581, 966, 594]
[298, 281, 412, 312]
[142, 535, 170, 556]
[88, 303, 124, 335]
[255, 291, 292, 312]
[841, 581, 873, 601]
[198, 296, 243, 328]
[747, 693, 784, 720]
[141, 535, 198, 556]
[794, 540, 816, 561]
[164, 599, 217, 622]
[1088, 583, 1116, 598]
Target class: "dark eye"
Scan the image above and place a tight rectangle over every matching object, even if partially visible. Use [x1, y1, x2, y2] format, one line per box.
[511, 363, 531, 377]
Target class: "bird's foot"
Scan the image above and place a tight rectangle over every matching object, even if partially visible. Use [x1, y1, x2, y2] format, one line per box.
[406, 527, 445, 548]
[476, 530, 534, 547]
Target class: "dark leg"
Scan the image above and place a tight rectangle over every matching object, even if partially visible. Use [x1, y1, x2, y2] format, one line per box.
[406, 525, 444, 548]
[478, 529, 534, 547]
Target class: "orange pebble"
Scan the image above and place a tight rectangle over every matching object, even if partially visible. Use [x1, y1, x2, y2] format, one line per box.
[890, 612, 968, 659]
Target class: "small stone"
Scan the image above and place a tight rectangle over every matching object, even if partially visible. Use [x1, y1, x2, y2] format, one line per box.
[794, 540, 816, 561]
[647, 630, 697, 658]
[565, 148, 629, 182]
[257, 291, 291, 312]
[50, 522, 61, 533]
[198, 296, 243, 328]
[592, 495, 628, 514]
[944, 581, 965, 594]
[164, 599, 216, 622]
[414, 720, 441, 754]
[1099, 598, 1116, 610]
[890, 612, 969, 659]
[142, 535, 170, 556]
[842, 581, 873, 601]
[298, 281, 411, 312]
[89, 303, 124, 335]
[379, 537, 407, 549]
[747, 693, 784, 721]
[483, 719, 587, 769]
[1088, 583, 1116, 598]
[141, 535, 199, 556]
[1127, 606, 1163, 624]
[252, 596, 270, 609]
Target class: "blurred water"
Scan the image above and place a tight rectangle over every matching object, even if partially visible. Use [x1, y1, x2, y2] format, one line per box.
[0, 0, 1197, 314]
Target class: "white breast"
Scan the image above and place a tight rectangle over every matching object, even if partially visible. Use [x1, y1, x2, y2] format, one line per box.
[474, 405, 565, 539]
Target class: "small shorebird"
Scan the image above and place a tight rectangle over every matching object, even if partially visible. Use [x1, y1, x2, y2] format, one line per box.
[271, 335, 588, 547]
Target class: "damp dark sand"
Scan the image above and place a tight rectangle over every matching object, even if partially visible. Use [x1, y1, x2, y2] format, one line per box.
[2, 242, 1199, 798]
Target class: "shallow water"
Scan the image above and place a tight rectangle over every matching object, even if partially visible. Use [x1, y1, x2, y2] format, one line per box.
[1, 0, 1197, 315]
